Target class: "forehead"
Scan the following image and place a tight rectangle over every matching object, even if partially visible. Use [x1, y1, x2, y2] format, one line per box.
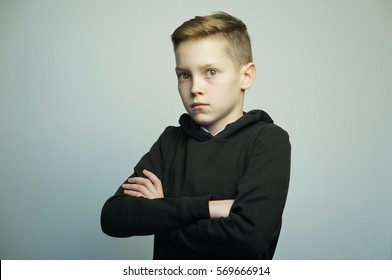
[175, 38, 232, 67]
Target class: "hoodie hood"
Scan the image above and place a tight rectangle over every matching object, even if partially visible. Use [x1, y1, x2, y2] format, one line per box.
[179, 109, 274, 141]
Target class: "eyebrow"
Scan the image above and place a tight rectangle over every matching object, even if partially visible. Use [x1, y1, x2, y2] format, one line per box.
[175, 63, 222, 72]
[175, 67, 187, 72]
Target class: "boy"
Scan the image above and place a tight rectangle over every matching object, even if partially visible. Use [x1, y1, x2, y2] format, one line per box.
[101, 12, 291, 260]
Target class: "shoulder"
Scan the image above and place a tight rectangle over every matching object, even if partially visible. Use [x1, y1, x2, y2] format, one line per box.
[249, 122, 291, 152]
[242, 110, 289, 141]
[257, 122, 289, 139]
[161, 125, 183, 137]
[242, 113, 289, 138]
[157, 125, 186, 145]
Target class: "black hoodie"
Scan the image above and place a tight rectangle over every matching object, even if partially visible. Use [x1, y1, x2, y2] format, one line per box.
[101, 110, 291, 259]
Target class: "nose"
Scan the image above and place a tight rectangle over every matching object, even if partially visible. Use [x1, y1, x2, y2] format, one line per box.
[190, 76, 203, 96]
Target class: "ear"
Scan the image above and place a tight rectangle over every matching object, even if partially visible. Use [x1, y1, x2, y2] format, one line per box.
[240, 62, 256, 90]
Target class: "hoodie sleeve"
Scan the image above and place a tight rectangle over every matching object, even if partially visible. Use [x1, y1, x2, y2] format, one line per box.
[100, 128, 210, 237]
[160, 126, 291, 258]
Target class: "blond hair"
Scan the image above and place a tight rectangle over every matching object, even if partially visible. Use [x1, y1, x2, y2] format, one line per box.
[171, 12, 253, 69]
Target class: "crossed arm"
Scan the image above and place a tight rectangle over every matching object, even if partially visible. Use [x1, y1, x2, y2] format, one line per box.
[102, 126, 290, 259]
[122, 169, 234, 218]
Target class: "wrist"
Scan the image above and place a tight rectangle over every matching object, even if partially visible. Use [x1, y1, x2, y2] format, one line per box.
[208, 200, 234, 218]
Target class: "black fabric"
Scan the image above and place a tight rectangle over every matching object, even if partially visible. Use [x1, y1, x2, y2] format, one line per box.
[101, 110, 291, 259]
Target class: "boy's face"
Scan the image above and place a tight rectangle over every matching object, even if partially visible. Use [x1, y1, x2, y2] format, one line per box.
[175, 38, 249, 135]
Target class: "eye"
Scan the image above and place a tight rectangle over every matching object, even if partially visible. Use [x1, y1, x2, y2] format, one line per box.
[177, 72, 190, 80]
[206, 69, 217, 77]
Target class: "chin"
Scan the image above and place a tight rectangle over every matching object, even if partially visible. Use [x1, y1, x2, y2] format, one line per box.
[190, 115, 211, 126]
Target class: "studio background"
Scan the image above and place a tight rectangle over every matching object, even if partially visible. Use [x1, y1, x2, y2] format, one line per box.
[1, 0, 391, 259]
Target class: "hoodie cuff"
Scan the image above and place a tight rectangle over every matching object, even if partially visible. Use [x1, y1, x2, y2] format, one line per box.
[179, 195, 211, 225]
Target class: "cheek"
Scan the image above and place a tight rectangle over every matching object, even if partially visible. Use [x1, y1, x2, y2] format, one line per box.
[213, 80, 233, 95]
[178, 81, 189, 92]
[178, 85, 189, 102]
[177, 83, 185, 94]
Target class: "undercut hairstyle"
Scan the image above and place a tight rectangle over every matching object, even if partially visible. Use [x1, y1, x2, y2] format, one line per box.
[171, 11, 253, 70]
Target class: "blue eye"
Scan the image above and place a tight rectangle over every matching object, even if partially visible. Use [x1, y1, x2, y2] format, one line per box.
[178, 73, 190, 80]
[206, 69, 217, 77]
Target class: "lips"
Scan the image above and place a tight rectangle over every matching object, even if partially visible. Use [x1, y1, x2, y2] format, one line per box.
[191, 102, 209, 110]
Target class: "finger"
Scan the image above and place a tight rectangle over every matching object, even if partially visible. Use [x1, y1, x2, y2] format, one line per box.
[143, 170, 164, 196]
[142, 170, 160, 184]
[122, 183, 153, 198]
[123, 189, 145, 198]
[127, 177, 157, 194]
[127, 176, 150, 185]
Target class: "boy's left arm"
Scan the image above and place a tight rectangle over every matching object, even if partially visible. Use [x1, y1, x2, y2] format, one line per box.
[160, 126, 291, 258]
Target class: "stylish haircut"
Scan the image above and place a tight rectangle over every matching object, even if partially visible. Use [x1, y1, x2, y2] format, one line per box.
[171, 11, 253, 69]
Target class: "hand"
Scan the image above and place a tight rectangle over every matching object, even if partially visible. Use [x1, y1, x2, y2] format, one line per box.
[122, 169, 164, 199]
[209, 199, 234, 218]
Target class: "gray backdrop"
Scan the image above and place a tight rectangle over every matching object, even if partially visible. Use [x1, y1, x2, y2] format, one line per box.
[1, 0, 391, 259]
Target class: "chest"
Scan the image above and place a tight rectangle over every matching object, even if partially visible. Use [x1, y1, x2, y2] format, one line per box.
[162, 137, 253, 199]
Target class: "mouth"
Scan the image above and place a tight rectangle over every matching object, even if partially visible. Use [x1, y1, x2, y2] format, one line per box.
[191, 102, 209, 110]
